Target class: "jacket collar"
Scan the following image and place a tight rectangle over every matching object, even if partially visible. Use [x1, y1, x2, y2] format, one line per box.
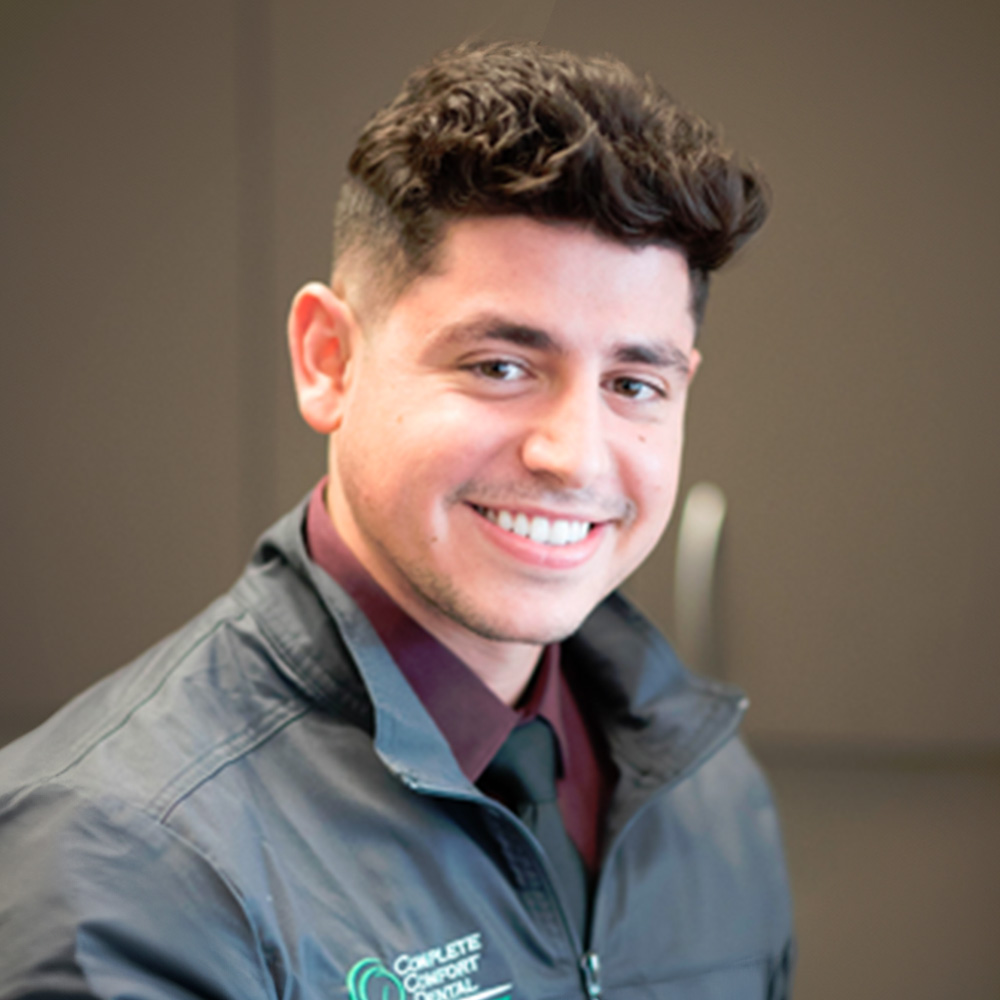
[563, 593, 747, 788]
[235, 498, 747, 800]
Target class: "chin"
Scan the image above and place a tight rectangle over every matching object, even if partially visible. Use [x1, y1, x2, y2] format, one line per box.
[442, 593, 599, 647]
[403, 558, 611, 647]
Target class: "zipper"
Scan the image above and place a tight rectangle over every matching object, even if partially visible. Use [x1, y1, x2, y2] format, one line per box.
[581, 951, 601, 999]
[404, 783, 587, 954]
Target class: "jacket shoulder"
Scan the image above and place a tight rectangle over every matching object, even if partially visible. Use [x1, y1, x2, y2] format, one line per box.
[0, 591, 294, 810]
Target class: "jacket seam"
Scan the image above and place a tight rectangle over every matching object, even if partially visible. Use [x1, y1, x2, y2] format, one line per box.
[23, 613, 239, 795]
[151, 698, 313, 822]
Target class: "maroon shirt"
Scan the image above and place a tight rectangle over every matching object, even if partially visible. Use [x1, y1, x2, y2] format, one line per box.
[304, 480, 614, 874]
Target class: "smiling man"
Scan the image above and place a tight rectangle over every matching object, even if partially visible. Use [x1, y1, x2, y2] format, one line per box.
[0, 42, 793, 999]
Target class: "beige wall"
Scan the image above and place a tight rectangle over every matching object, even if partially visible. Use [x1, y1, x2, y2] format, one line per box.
[2, 2, 998, 995]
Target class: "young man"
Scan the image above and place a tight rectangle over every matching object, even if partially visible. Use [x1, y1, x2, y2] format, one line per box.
[0, 43, 793, 998]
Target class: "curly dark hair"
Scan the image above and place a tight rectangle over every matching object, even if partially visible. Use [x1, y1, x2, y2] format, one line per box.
[334, 41, 769, 322]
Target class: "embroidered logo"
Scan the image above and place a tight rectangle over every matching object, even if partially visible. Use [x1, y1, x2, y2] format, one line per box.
[348, 932, 512, 1000]
[347, 958, 405, 1000]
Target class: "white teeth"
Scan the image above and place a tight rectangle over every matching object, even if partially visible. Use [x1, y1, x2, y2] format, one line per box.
[529, 516, 549, 543]
[477, 506, 591, 546]
[549, 519, 570, 545]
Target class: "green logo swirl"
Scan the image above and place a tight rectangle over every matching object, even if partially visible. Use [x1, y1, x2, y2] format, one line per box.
[346, 958, 405, 1000]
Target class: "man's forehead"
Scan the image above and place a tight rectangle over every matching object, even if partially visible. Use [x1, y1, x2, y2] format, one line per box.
[444, 216, 693, 312]
[346, 214, 698, 334]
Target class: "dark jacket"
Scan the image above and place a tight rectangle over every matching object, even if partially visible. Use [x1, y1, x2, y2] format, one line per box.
[0, 501, 794, 999]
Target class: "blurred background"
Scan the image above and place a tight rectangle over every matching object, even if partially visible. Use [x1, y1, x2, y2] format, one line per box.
[1, 1, 998, 995]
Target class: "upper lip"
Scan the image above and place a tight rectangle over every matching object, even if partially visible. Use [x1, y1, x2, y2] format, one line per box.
[468, 501, 606, 524]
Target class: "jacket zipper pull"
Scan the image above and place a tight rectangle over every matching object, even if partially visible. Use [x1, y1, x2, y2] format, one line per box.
[581, 951, 601, 999]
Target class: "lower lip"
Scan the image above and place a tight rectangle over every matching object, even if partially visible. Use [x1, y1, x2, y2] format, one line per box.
[468, 505, 607, 570]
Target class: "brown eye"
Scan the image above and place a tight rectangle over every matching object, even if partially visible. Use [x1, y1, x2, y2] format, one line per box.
[468, 359, 526, 380]
[608, 376, 665, 400]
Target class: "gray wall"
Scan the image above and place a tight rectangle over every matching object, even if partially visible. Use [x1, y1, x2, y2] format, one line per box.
[2, 2, 998, 996]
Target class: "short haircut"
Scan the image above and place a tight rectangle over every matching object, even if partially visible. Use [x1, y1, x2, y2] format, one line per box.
[333, 41, 769, 323]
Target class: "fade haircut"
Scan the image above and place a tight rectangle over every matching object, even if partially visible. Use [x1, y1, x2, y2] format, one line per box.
[333, 41, 769, 323]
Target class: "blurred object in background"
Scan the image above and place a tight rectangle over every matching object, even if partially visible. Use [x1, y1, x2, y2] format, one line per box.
[674, 481, 728, 679]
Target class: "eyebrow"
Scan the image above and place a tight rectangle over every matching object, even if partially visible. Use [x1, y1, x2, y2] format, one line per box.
[436, 317, 561, 353]
[436, 313, 691, 375]
[612, 341, 692, 376]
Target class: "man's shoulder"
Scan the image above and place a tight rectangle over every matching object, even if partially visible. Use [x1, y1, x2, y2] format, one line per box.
[0, 589, 291, 813]
[0, 510, 369, 825]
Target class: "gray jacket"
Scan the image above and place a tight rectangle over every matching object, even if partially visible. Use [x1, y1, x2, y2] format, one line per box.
[0, 501, 793, 999]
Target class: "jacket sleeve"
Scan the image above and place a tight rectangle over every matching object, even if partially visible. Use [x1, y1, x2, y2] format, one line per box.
[0, 783, 275, 1000]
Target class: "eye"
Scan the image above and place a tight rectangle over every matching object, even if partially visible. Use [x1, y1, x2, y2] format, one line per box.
[606, 375, 667, 401]
[465, 359, 528, 381]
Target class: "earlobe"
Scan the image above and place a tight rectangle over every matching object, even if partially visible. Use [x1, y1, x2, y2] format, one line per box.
[287, 281, 356, 434]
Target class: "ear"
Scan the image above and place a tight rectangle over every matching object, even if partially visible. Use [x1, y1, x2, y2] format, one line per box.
[687, 347, 703, 384]
[287, 281, 358, 433]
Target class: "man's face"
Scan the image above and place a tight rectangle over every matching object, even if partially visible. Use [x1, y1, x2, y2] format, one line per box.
[326, 216, 699, 656]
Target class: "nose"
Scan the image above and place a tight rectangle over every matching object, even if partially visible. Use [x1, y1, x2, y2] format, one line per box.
[519, 378, 611, 488]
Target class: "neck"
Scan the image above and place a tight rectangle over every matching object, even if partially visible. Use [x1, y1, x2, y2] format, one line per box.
[420, 626, 543, 707]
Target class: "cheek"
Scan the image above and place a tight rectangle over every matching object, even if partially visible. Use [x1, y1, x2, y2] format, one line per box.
[341, 397, 491, 504]
[627, 431, 685, 521]
[406, 397, 518, 468]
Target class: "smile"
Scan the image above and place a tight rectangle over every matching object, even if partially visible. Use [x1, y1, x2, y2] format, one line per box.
[473, 505, 593, 546]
